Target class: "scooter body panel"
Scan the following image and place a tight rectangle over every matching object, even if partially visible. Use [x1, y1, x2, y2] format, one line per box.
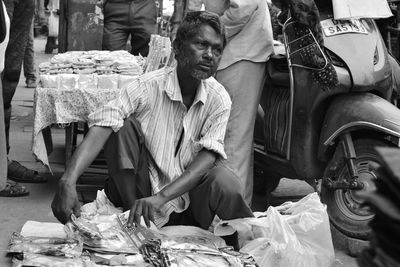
[318, 93, 400, 160]
[322, 19, 393, 95]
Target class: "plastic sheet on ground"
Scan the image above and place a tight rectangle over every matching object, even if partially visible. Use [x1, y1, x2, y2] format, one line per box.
[215, 192, 335, 267]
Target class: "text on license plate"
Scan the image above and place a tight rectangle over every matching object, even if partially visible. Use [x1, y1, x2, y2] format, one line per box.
[321, 19, 368, 37]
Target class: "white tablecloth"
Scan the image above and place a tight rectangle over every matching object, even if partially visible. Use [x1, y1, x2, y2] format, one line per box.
[32, 81, 125, 169]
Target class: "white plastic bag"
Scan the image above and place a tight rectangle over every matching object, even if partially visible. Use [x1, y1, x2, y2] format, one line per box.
[215, 193, 335, 267]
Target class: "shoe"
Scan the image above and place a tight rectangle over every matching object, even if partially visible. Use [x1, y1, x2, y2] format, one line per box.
[26, 79, 37, 88]
[8, 160, 47, 183]
[0, 180, 29, 197]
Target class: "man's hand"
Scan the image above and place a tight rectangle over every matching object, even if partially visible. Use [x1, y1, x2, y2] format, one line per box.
[51, 126, 112, 224]
[127, 195, 166, 228]
[51, 180, 81, 224]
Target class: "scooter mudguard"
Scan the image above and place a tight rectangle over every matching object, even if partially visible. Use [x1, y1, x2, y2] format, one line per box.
[318, 93, 400, 160]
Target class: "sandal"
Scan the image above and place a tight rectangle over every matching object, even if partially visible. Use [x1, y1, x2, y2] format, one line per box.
[0, 180, 29, 197]
[8, 160, 47, 183]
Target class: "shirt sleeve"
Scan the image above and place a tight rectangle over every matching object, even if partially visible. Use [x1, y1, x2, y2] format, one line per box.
[197, 106, 231, 159]
[88, 79, 147, 132]
[220, 0, 259, 40]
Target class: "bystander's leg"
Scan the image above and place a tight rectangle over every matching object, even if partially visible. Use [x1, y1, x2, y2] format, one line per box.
[129, 0, 157, 56]
[3, 0, 45, 184]
[216, 60, 266, 206]
[23, 19, 37, 88]
[102, 1, 131, 52]
[0, 67, 28, 196]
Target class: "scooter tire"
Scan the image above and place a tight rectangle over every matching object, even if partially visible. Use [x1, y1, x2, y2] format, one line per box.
[321, 138, 393, 240]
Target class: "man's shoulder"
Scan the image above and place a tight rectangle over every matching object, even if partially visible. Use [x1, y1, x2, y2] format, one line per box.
[203, 76, 232, 107]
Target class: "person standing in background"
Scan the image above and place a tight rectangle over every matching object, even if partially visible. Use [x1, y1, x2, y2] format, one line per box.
[2, 0, 46, 184]
[101, 0, 158, 56]
[172, 0, 274, 205]
[0, 0, 29, 196]
[44, 0, 58, 54]
[24, 18, 37, 88]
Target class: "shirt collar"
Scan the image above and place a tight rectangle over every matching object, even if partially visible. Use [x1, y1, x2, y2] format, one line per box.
[165, 67, 208, 105]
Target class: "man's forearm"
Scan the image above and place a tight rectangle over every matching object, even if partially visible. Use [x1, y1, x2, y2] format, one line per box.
[61, 126, 113, 185]
[157, 149, 217, 202]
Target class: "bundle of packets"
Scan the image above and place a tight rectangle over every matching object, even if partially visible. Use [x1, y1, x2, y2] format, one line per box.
[69, 212, 163, 254]
[69, 190, 163, 255]
[72, 190, 258, 266]
[7, 231, 88, 267]
[139, 239, 258, 267]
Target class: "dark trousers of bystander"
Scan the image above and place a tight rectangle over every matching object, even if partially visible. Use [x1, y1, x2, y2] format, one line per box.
[103, 115, 254, 230]
[23, 19, 36, 85]
[2, 0, 35, 152]
[102, 0, 157, 56]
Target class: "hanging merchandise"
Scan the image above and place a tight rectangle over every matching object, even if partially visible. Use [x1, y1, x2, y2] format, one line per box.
[48, 10, 59, 37]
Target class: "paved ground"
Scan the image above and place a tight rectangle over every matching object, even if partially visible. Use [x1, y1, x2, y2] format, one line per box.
[0, 36, 358, 266]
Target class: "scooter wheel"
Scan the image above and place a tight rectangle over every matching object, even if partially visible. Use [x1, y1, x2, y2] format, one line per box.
[321, 138, 392, 240]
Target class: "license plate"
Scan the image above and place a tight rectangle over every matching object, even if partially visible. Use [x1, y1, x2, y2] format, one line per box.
[321, 19, 368, 37]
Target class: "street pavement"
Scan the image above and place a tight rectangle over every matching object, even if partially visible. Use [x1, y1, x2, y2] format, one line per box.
[0, 36, 358, 266]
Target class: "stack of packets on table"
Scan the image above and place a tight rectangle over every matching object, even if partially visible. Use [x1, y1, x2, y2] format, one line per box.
[39, 50, 145, 76]
[7, 190, 257, 267]
[38, 50, 145, 91]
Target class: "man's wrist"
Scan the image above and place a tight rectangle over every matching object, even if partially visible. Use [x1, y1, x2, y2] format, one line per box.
[156, 191, 169, 204]
[59, 176, 76, 188]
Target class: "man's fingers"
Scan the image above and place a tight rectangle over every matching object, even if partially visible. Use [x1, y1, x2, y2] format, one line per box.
[128, 202, 137, 226]
[51, 199, 70, 224]
[142, 205, 150, 228]
[134, 201, 143, 226]
[148, 206, 155, 224]
[73, 200, 82, 219]
[54, 208, 70, 224]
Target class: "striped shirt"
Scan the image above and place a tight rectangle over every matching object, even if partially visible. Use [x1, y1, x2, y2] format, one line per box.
[88, 66, 232, 227]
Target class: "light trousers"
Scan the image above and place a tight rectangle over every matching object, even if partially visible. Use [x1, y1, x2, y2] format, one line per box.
[216, 60, 266, 205]
[0, 82, 7, 190]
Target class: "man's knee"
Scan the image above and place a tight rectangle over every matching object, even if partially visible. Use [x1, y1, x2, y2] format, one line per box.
[206, 165, 244, 197]
[106, 115, 144, 148]
[104, 115, 145, 170]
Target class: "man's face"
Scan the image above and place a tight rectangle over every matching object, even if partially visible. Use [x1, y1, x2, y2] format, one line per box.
[176, 24, 224, 80]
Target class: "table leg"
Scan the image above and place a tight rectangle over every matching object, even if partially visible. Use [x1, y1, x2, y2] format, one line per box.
[42, 126, 54, 155]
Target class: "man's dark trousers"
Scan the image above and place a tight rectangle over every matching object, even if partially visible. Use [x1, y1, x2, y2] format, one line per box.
[103, 115, 254, 229]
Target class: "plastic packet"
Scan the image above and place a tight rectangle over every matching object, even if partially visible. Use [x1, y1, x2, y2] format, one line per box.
[70, 214, 137, 254]
[18, 253, 88, 267]
[160, 240, 243, 267]
[7, 232, 82, 258]
[159, 225, 226, 250]
[117, 212, 165, 249]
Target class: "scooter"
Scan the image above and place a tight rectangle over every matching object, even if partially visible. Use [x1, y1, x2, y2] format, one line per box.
[254, 0, 400, 244]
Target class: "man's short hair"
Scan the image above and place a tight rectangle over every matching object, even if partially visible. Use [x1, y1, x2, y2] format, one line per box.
[174, 11, 226, 50]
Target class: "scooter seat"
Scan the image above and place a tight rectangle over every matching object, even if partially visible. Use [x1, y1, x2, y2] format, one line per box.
[267, 54, 290, 87]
